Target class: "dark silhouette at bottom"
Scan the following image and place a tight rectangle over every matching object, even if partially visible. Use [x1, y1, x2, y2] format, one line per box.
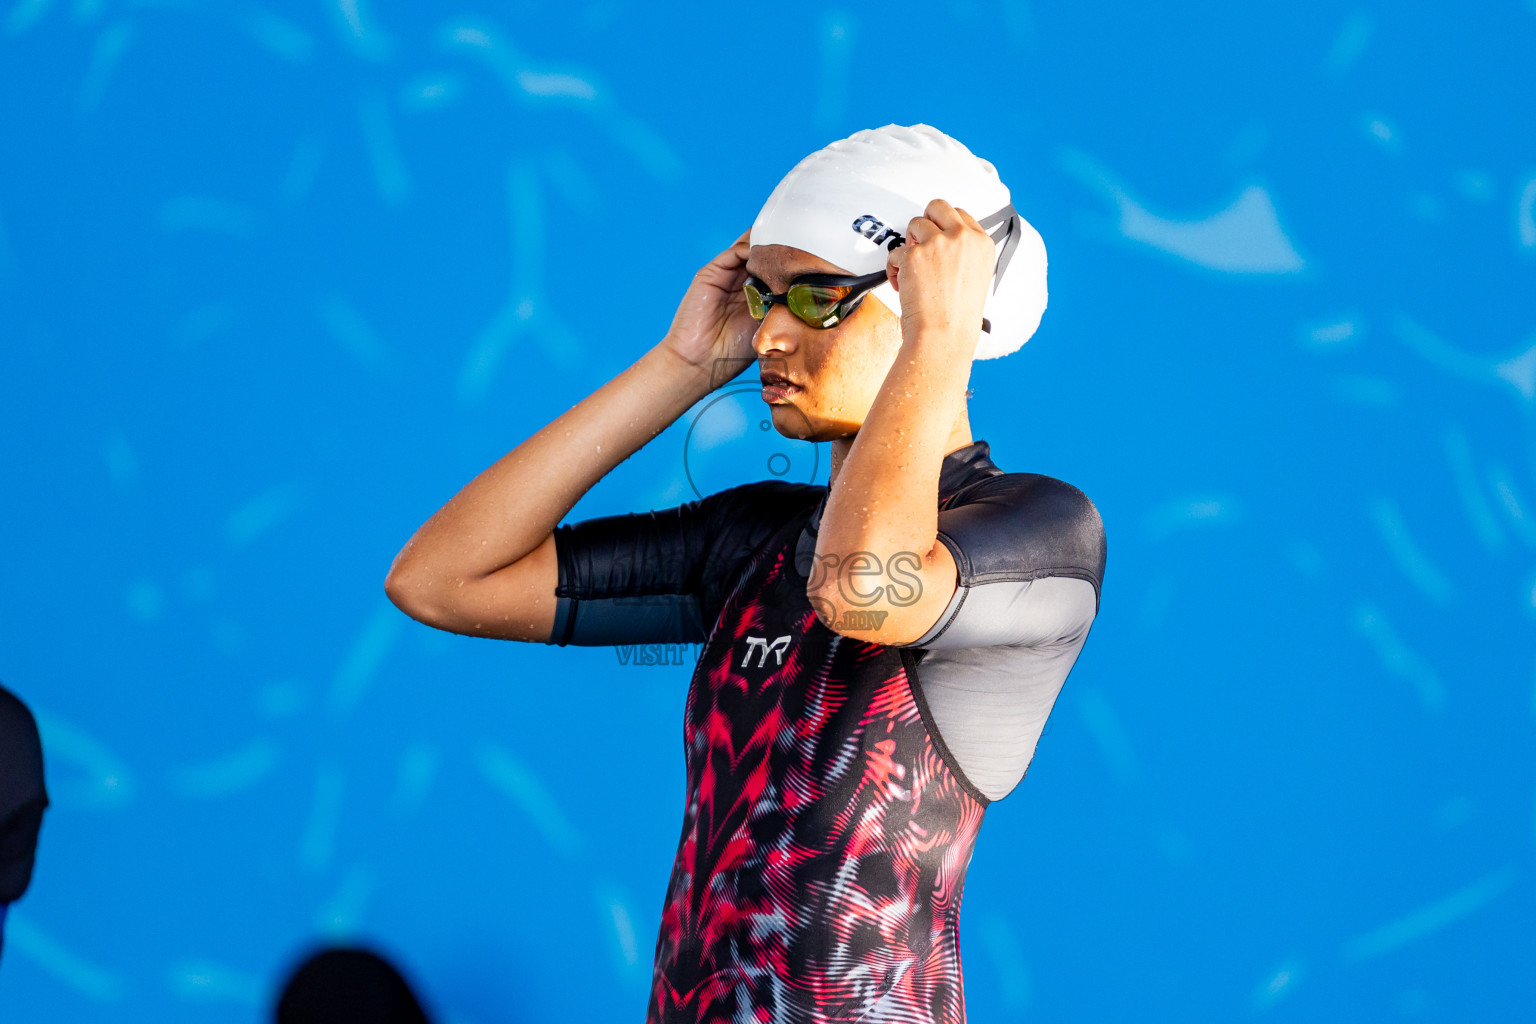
[275, 947, 434, 1024]
[0, 680, 48, 964]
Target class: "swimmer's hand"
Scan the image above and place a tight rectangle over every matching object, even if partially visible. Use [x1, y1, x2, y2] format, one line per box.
[884, 199, 994, 354]
[662, 229, 758, 384]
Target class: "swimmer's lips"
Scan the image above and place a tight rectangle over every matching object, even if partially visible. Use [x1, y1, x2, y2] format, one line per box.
[760, 371, 801, 403]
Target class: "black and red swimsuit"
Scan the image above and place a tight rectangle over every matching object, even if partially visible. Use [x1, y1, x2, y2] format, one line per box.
[549, 441, 1105, 1024]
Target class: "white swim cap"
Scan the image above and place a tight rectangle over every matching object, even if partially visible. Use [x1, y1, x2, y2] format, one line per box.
[750, 123, 1047, 360]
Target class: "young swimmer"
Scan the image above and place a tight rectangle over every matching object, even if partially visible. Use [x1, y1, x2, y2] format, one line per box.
[387, 124, 1106, 1024]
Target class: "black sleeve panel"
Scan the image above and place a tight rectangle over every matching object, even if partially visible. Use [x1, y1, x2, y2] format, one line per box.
[550, 480, 825, 646]
[936, 473, 1107, 603]
[557, 593, 706, 647]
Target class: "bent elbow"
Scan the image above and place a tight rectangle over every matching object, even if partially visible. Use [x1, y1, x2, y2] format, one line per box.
[807, 586, 839, 633]
[384, 562, 437, 625]
[807, 590, 915, 645]
[382, 568, 408, 612]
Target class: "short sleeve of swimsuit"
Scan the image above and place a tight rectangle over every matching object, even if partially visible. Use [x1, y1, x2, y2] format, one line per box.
[899, 472, 1107, 800]
[547, 447, 1108, 804]
[546, 480, 826, 647]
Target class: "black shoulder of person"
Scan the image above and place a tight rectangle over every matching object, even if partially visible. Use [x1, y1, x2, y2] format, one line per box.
[0, 681, 47, 904]
[941, 471, 1108, 601]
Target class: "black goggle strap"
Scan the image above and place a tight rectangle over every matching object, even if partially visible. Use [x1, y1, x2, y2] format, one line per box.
[829, 269, 992, 334]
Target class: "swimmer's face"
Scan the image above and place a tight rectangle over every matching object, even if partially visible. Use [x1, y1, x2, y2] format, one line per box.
[745, 244, 904, 443]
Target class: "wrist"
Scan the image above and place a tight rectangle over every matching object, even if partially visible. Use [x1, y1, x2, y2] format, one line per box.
[650, 340, 722, 397]
[898, 323, 983, 373]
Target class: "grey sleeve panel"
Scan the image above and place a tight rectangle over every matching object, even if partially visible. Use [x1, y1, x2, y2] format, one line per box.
[894, 472, 1106, 800]
[909, 578, 1096, 801]
[905, 575, 1097, 651]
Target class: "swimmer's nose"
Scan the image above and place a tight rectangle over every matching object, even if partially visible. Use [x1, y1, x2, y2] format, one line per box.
[753, 305, 801, 358]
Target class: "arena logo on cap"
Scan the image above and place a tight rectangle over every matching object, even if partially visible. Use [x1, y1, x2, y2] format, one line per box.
[851, 214, 902, 249]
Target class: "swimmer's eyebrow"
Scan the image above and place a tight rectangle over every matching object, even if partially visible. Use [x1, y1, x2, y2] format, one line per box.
[743, 263, 787, 292]
[743, 263, 816, 291]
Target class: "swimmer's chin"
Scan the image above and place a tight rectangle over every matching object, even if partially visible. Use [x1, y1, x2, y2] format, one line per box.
[764, 404, 816, 442]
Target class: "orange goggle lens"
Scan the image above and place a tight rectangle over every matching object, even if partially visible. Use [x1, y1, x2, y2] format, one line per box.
[743, 281, 856, 327]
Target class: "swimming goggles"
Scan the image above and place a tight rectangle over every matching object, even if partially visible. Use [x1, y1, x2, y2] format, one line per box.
[744, 202, 1016, 332]
[744, 270, 991, 333]
[742, 270, 893, 330]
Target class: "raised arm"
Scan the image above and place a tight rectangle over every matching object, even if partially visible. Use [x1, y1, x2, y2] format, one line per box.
[811, 199, 998, 644]
[384, 231, 758, 641]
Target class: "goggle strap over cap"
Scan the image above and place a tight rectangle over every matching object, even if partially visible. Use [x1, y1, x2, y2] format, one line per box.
[977, 203, 1020, 295]
[864, 202, 1019, 299]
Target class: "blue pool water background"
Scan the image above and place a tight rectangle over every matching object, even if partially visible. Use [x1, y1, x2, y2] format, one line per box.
[1, 2, 1533, 1020]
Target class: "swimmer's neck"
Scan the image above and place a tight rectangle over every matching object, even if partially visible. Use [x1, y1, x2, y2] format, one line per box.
[826, 409, 973, 491]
